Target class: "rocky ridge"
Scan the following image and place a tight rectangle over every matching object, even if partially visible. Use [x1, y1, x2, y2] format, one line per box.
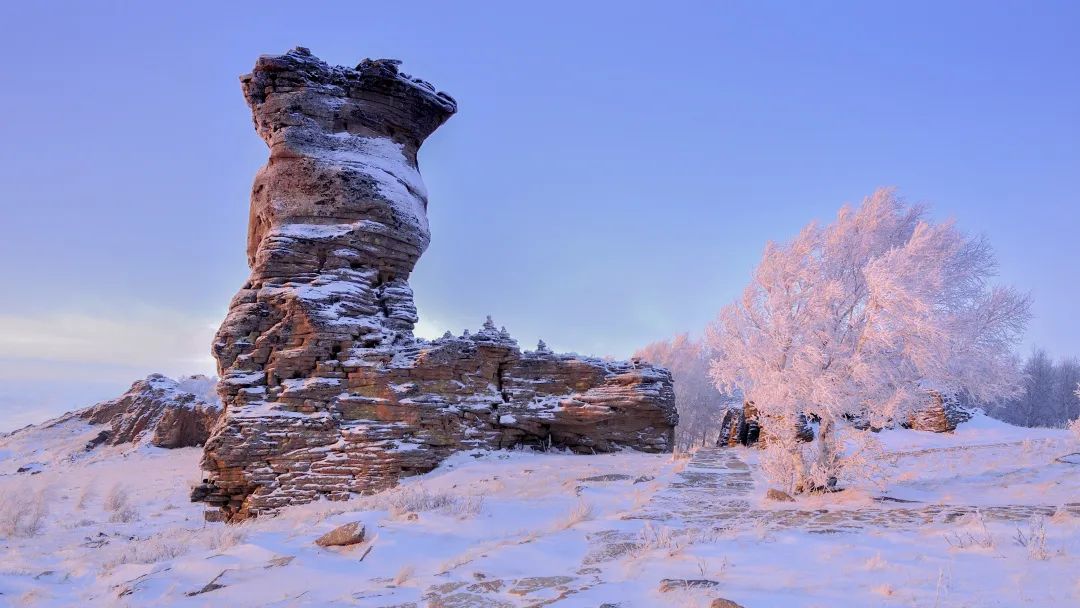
[194, 48, 677, 521]
[77, 374, 221, 449]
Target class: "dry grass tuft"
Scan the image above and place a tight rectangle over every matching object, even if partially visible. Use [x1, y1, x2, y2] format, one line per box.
[554, 500, 594, 530]
[1014, 515, 1051, 560]
[393, 564, 415, 586]
[0, 486, 49, 538]
[944, 510, 995, 550]
[864, 552, 888, 570]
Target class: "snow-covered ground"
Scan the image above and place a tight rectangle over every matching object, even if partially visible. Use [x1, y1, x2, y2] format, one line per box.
[1, 413, 1078, 607]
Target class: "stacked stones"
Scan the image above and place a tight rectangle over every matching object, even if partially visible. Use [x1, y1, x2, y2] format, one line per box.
[194, 48, 677, 521]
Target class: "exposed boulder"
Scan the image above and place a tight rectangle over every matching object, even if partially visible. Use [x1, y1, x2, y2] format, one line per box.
[315, 521, 366, 547]
[195, 48, 677, 521]
[78, 374, 221, 449]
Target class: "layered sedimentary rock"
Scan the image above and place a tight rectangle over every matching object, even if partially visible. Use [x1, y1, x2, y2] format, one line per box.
[194, 48, 677, 521]
[906, 391, 973, 433]
[79, 374, 221, 449]
[716, 402, 756, 448]
[716, 401, 812, 448]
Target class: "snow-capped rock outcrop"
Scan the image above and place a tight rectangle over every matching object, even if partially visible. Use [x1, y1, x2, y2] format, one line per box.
[195, 48, 677, 521]
[0, 374, 221, 473]
[78, 374, 221, 449]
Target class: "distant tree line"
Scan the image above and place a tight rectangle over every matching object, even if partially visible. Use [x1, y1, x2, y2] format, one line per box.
[982, 349, 1080, 428]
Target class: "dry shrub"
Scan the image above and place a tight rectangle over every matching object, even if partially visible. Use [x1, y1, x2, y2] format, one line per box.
[102, 530, 190, 570]
[631, 522, 724, 558]
[104, 483, 129, 512]
[1067, 417, 1080, 442]
[104, 483, 139, 523]
[381, 485, 485, 520]
[0, 487, 49, 538]
[864, 552, 887, 570]
[554, 500, 594, 530]
[203, 522, 249, 551]
[102, 524, 249, 571]
[944, 510, 995, 550]
[109, 504, 139, 523]
[1014, 515, 1050, 560]
[76, 481, 96, 510]
[393, 564, 415, 586]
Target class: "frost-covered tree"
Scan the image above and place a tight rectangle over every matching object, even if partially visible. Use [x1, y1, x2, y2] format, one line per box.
[1053, 359, 1080, 424]
[634, 334, 733, 451]
[1016, 350, 1056, 426]
[707, 189, 1031, 493]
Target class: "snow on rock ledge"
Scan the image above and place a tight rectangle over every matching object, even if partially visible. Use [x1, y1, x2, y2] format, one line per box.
[194, 48, 677, 522]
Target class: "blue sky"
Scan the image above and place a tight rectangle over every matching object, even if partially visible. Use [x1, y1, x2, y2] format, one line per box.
[1, 1, 1077, 429]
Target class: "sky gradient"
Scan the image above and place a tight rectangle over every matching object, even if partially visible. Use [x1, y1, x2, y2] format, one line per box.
[1, 1, 1077, 430]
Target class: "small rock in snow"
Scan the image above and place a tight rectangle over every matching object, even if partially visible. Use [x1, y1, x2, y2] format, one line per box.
[578, 473, 632, 483]
[766, 488, 796, 502]
[265, 555, 295, 568]
[315, 521, 366, 547]
[659, 579, 721, 592]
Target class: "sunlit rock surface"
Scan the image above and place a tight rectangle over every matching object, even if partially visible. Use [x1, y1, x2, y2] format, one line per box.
[195, 48, 677, 521]
[78, 374, 221, 449]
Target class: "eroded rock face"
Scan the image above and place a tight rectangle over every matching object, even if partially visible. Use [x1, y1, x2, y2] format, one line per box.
[195, 48, 677, 521]
[906, 391, 973, 433]
[716, 401, 812, 448]
[79, 374, 221, 449]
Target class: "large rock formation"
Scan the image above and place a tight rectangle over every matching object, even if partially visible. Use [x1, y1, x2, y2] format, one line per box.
[194, 48, 677, 521]
[79, 374, 221, 449]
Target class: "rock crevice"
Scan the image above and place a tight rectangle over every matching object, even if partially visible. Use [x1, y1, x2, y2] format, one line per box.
[195, 48, 677, 521]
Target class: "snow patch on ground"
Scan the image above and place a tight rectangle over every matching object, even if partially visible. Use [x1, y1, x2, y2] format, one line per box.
[1, 415, 1078, 606]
